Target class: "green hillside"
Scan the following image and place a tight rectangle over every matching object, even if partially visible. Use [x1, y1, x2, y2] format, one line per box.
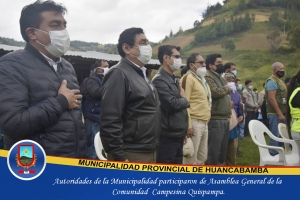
[152, 0, 300, 90]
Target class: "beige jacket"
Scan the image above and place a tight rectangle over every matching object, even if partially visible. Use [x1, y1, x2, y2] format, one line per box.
[242, 88, 258, 111]
[257, 89, 265, 107]
[181, 71, 211, 129]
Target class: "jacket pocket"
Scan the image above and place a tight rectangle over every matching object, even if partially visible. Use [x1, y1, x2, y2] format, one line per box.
[169, 112, 187, 131]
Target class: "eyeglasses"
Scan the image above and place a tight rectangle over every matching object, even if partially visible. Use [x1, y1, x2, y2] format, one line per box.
[170, 55, 181, 59]
[194, 61, 205, 65]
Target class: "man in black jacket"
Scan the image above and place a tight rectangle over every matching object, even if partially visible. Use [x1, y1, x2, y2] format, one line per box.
[84, 59, 109, 159]
[80, 64, 98, 114]
[99, 27, 161, 162]
[152, 45, 189, 164]
[0, 1, 86, 158]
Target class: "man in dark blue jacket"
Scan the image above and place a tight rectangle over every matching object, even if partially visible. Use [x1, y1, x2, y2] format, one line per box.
[84, 59, 109, 159]
[0, 1, 86, 157]
[152, 45, 189, 164]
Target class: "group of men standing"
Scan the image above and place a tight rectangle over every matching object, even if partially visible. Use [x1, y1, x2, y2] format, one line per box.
[99, 34, 233, 164]
[0, 0, 288, 164]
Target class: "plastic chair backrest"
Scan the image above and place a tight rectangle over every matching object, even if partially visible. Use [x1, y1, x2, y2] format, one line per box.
[94, 132, 107, 160]
[278, 123, 292, 154]
[249, 120, 270, 156]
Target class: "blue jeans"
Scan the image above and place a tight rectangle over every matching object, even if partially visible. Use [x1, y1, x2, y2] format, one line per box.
[237, 116, 245, 138]
[268, 114, 284, 156]
[85, 118, 100, 159]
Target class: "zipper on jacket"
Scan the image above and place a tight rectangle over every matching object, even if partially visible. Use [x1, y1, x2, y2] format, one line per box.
[69, 110, 78, 157]
[56, 72, 61, 82]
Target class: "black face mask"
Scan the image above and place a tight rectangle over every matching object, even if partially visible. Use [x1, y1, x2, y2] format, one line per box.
[276, 71, 285, 78]
[215, 64, 224, 74]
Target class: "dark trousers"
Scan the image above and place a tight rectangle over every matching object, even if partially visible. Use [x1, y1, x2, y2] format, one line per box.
[206, 119, 230, 165]
[107, 151, 156, 163]
[244, 111, 255, 136]
[156, 135, 185, 164]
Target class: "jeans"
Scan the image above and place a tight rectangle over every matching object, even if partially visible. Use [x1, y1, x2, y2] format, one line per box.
[85, 118, 100, 159]
[268, 114, 284, 156]
[237, 116, 245, 138]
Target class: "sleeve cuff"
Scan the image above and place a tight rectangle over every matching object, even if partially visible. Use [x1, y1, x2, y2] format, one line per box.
[56, 94, 69, 111]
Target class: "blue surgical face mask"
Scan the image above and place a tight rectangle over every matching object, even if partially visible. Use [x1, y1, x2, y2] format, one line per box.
[248, 85, 253, 90]
[232, 70, 237, 76]
[238, 84, 242, 90]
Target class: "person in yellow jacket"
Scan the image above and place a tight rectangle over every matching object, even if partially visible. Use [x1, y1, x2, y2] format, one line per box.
[287, 70, 300, 161]
[180, 53, 211, 165]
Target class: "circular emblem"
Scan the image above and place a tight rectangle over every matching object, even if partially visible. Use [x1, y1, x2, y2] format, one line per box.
[7, 140, 46, 181]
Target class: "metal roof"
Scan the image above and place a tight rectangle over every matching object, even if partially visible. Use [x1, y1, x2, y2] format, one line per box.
[0, 44, 160, 65]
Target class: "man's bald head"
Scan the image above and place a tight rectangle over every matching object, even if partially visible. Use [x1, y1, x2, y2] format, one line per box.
[272, 62, 284, 70]
[272, 62, 285, 78]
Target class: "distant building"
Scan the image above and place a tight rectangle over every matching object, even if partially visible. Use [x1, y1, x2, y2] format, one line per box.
[0, 44, 160, 83]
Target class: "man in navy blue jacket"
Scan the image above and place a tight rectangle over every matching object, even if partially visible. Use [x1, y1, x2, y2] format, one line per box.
[84, 59, 109, 159]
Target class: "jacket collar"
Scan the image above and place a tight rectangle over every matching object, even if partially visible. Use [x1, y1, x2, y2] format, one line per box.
[209, 69, 222, 77]
[121, 57, 144, 78]
[25, 43, 63, 72]
[207, 70, 226, 83]
[159, 67, 176, 83]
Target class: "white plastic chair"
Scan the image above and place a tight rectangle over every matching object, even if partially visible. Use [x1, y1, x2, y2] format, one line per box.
[249, 120, 299, 166]
[278, 123, 292, 154]
[94, 132, 107, 160]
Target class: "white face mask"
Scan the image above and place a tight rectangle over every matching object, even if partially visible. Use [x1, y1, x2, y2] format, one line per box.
[168, 57, 182, 72]
[227, 82, 237, 92]
[102, 67, 110, 76]
[193, 64, 207, 78]
[133, 44, 152, 64]
[35, 29, 70, 57]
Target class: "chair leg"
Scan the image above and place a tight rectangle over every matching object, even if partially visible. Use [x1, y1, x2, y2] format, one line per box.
[259, 160, 264, 166]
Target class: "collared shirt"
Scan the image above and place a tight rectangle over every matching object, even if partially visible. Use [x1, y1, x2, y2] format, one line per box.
[40, 52, 61, 71]
[189, 70, 210, 101]
[127, 59, 156, 99]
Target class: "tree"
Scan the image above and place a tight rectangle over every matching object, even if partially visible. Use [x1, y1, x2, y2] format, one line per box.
[251, 12, 256, 22]
[269, 11, 285, 28]
[177, 26, 183, 34]
[238, 0, 247, 11]
[221, 37, 236, 52]
[287, 21, 300, 50]
[245, 12, 252, 28]
[169, 30, 173, 38]
[267, 30, 282, 57]
[193, 20, 200, 27]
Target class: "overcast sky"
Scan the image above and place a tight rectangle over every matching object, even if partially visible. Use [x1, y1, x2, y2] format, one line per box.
[0, 0, 222, 44]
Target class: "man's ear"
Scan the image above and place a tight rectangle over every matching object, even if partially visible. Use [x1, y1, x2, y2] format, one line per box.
[163, 54, 169, 62]
[122, 44, 130, 55]
[26, 28, 37, 41]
